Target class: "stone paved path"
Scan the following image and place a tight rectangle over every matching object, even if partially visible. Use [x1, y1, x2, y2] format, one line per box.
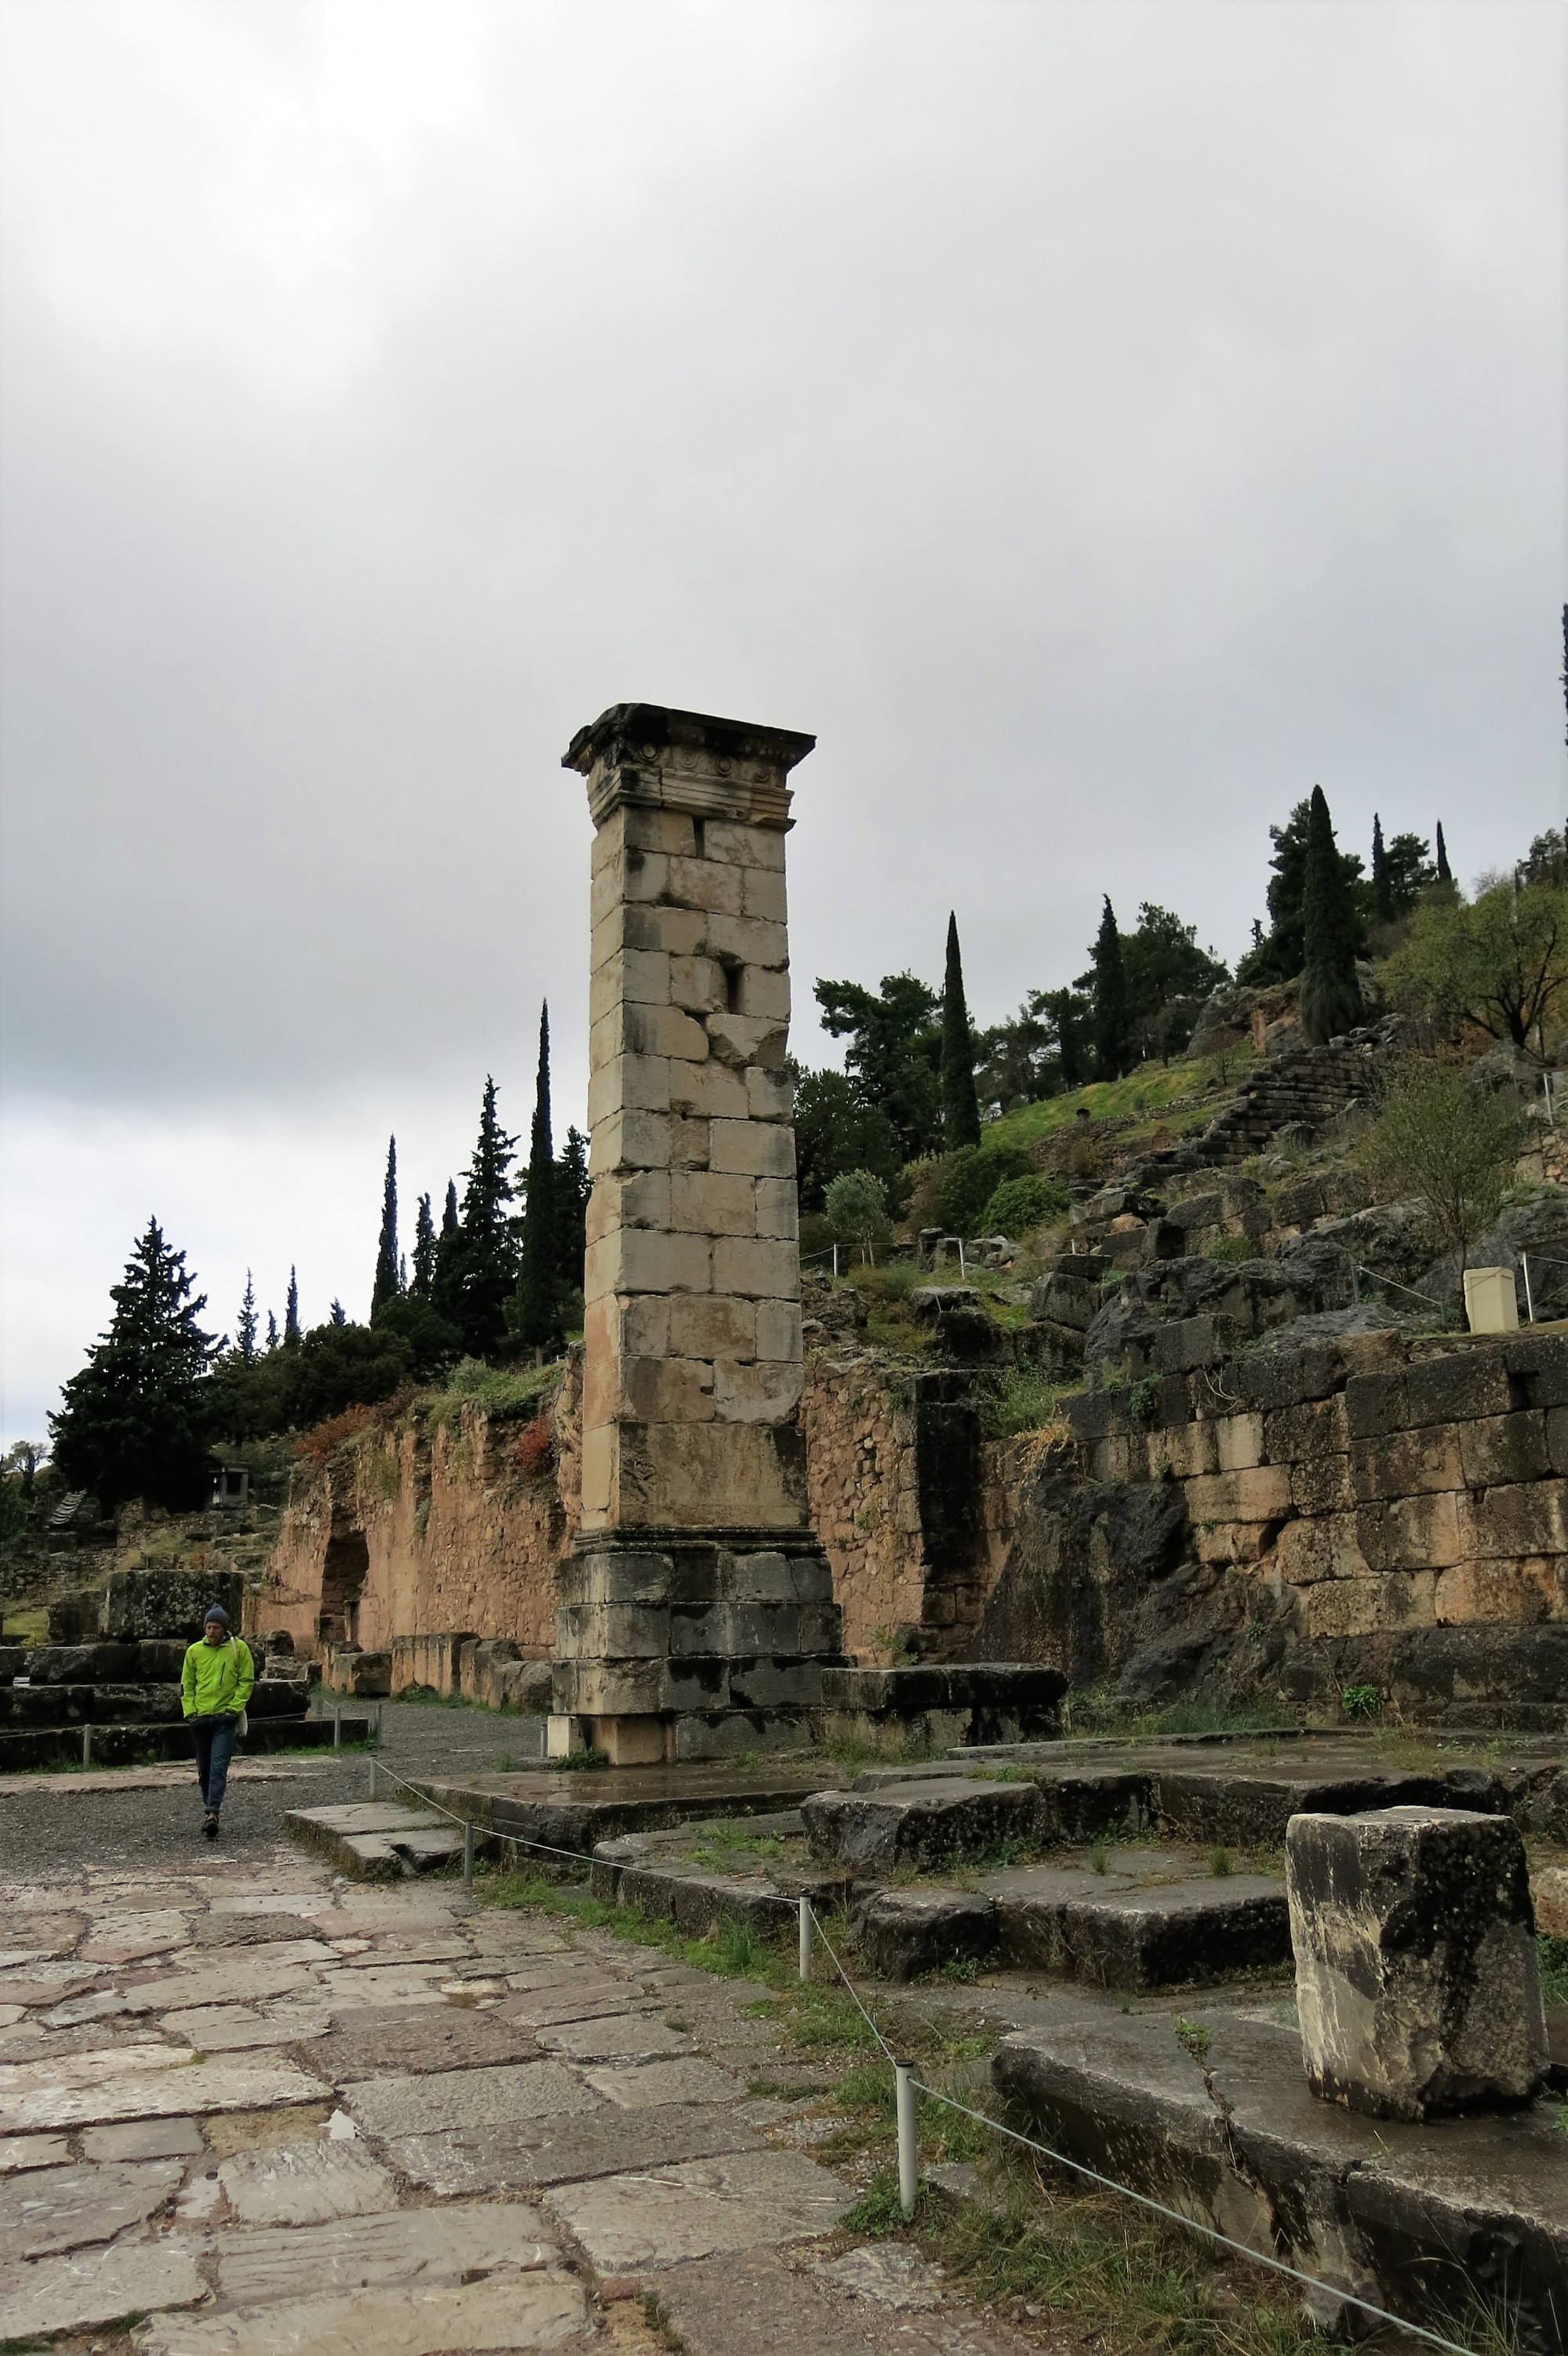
[0, 1826, 1050, 2354]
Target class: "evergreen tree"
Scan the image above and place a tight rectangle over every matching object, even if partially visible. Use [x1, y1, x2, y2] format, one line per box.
[555, 1126, 591, 1296]
[284, 1267, 300, 1347]
[329, 1298, 347, 1326]
[49, 1218, 220, 1509]
[515, 1006, 560, 1350]
[940, 913, 982, 1149]
[1090, 898, 1134, 1080]
[1300, 785, 1364, 1044]
[371, 1135, 400, 1319]
[432, 1179, 463, 1327]
[1371, 814, 1392, 923]
[457, 1077, 518, 1359]
[1435, 822, 1453, 884]
[265, 1310, 279, 1353]
[1239, 798, 1365, 984]
[235, 1272, 259, 1364]
[410, 1193, 438, 1301]
[813, 971, 943, 1160]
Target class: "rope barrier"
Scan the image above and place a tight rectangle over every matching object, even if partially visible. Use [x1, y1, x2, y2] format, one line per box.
[791, 1901, 1480, 2356]
[353, 1743, 1479, 2348]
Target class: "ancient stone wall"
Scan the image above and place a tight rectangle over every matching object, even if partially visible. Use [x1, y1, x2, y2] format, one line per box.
[251, 1360, 582, 1665]
[250, 1344, 1016, 1677]
[980, 1324, 1568, 1726]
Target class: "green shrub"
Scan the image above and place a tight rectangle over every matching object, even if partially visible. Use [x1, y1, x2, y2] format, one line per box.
[933, 1142, 1035, 1236]
[824, 1170, 893, 1264]
[979, 1172, 1070, 1236]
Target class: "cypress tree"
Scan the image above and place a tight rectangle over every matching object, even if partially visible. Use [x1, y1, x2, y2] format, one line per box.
[1300, 785, 1364, 1045]
[457, 1077, 518, 1360]
[515, 1005, 559, 1350]
[49, 1218, 220, 1509]
[432, 1179, 463, 1327]
[555, 1127, 591, 1296]
[1435, 822, 1452, 884]
[371, 1135, 399, 1318]
[265, 1310, 279, 1353]
[284, 1267, 300, 1347]
[940, 913, 982, 1149]
[329, 1298, 347, 1326]
[411, 1194, 437, 1301]
[1090, 897, 1133, 1080]
[235, 1272, 258, 1364]
[1371, 814, 1392, 923]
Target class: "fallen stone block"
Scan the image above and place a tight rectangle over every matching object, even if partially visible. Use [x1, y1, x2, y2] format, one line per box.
[994, 2006, 1568, 2347]
[285, 1802, 482, 1880]
[802, 1775, 1041, 1874]
[853, 1888, 999, 1980]
[322, 1647, 392, 1698]
[1287, 1805, 1548, 2121]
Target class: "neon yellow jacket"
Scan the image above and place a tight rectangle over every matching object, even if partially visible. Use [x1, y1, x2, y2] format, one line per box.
[180, 1636, 256, 1719]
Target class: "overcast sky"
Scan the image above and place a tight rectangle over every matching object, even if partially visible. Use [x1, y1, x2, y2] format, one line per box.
[2, 0, 1562, 1447]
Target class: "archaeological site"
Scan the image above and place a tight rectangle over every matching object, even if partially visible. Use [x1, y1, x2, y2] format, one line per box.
[4, 704, 1566, 2354]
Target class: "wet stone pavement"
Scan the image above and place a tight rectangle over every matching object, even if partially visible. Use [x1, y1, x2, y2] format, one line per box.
[0, 1731, 1049, 2356]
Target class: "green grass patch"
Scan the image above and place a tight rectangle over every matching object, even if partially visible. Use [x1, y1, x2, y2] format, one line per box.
[481, 1871, 792, 1985]
[984, 1047, 1256, 1157]
[424, 1358, 563, 1432]
[1541, 1934, 1568, 2010]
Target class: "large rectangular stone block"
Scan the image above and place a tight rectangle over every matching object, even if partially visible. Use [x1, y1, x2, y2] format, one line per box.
[1458, 1411, 1552, 1488]
[1350, 1427, 1463, 1502]
[1457, 1480, 1568, 1559]
[708, 1119, 795, 1177]
[1355, 1489, 1462, 1572]
[668, 1058, 750, 1120]
[1183, 1466, 1293, 1524]
[1286, 1807, 1547, 2120]
[711, 1236, 800, 1300]
[668, 1170, 758, 1236]
[704, 817, 785, 870]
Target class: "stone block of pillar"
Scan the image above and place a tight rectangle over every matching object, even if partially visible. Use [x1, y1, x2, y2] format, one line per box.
[1286, 1805, 1548, 2120]
[555, 701, 846, 1756]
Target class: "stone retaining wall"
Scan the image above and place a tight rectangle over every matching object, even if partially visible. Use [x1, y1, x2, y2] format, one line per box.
[249, 1344, 1015, 1678]
[977, 1324, 1568, 1723]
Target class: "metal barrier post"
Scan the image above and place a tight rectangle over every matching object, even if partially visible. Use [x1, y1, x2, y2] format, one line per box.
[82, 1726, 91, 1768]
[1523, 1252, 1535, 1324]
[798, 1896, 812, 1982]
[895, 2062, 918, 2216]
[333, 1708, 341, 1753]
[369, 1758, 379, 1799]
[464, 1819, 475, 1892]
[375, 1703, 384, 1749]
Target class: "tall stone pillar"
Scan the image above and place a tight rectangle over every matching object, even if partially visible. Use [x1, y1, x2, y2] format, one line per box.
[553, 703, 843, 1764]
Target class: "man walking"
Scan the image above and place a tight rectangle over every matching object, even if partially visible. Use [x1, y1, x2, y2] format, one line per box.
[181, 1604, 255, 1841]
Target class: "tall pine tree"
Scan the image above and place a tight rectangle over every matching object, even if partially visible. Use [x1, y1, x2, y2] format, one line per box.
[555, 1127, 591, 1298]
[1435, 822, 1453, 884]
[410, 1193, 438, 1301]
[457, 1078, 518, 1360]
[1090, 898, 1134, 1080]
[432, 1179, 464, 1327]
[940, 913, 982, 1149]
[1371, 814, 1392, 922]
[515, 1007, 559, 1351]
[235, 1272, 258, 1364]
[49, 1218, 220, 1509]
[265, 1311, 279, 1353]
[284, 1267, 300, 1347]
[1300, 785, 1364, 1045]
[371, 1136, 400, 1318]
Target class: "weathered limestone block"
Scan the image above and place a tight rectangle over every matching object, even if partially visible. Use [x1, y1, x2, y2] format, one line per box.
[1458, 1410, 1552, 1488]
[322, 1646, 391, 1697]
[100, 1569, 244, 1641]
[1350, 1427, 1463, 1502]
[1286, 1806, 1548, 2120]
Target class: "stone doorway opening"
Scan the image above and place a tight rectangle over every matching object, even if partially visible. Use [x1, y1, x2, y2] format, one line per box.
[318, 1531, 369, 1649]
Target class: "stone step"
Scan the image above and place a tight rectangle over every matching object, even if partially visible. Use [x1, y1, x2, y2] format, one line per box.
[0, 1714, 369, 1772]
[991, 2008, 1568, 2344]
[855, 1860, 1289, 1986]
[285, 1801, 486, 1880]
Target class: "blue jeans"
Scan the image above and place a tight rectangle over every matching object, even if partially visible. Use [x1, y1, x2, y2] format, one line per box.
[191, 1714, 238, 1815]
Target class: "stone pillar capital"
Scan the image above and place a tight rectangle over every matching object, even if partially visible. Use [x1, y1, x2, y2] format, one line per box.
[562, 703, 814, 832]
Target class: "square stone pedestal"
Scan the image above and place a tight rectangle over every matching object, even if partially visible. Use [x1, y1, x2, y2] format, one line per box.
[551, 1530, 846, 1764]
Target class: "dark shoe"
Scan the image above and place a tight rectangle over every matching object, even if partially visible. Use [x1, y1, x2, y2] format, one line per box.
[202, 1812, 219, 1841]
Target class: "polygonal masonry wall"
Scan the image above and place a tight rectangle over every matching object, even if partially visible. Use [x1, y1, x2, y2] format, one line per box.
[565, 702, 814, 1536]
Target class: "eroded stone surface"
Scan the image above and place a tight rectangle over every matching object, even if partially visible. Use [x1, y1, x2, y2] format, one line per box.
[384, 2103, 758, 2194]
[584, 2056, 744, 2109]
[83, 2113, 204, 2161]
[217, 2137, 397, 2224]
[1286, 1806, 1548, 2119]
[0, 2132, 71, 2172]
[0, 2154, 183, 2258]
[137, 2272, 587, 2355]
[211, 2199, 558, 2303]
[342, 2059, 598, 2139]
[0, 2236, 208, 2336]
[545, 2148, 853, 2270]
[0, 2052, 327, 2132]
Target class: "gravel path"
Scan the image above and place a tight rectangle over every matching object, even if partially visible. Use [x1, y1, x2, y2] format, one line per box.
[0, 1702, 528, 1881]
